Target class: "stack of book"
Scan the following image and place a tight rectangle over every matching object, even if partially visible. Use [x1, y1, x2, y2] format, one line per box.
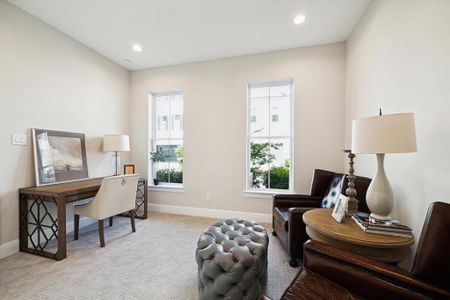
[351, 212, 413, 238]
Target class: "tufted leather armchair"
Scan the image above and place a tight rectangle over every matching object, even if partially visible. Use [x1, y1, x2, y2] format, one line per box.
[280, 202, 450, 300]
[272, 169, 371, 266]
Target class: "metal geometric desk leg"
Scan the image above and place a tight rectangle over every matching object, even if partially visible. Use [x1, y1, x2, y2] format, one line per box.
[19, 193, 28, 251]
[129, 179, 147, 219]
[19, 194, 60, 259]
[143, 179, 148, 219]
[55, 196, 67, 261]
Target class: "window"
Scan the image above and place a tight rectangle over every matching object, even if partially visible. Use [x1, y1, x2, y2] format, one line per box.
[247, 80, 293, 191]
[150, 92, 183, 186]
[173, 114, 183, 130]
[157, 116, 168, 131]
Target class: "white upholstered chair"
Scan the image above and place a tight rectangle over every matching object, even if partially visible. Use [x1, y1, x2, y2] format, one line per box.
[74, 174, 139, 247]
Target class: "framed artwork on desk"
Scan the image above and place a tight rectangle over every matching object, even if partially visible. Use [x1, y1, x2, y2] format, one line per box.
[32, 128, 89, 186]
[332, 194, 349, 223]
[124, 164, 135, 175]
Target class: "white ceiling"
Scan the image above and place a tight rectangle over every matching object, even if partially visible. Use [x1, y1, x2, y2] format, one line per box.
[8, 0, 372, 70]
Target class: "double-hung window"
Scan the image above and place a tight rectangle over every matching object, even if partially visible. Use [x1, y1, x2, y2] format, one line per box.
[247, 79, 293, 191]
[150, 92, 183, 186]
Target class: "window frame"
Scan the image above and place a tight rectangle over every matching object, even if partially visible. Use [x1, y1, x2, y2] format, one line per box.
[245, 79, 294, 193]
[150, 91, 184, 187]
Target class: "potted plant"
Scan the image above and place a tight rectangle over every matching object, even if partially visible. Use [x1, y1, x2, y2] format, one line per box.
[150, 149, 166, 186]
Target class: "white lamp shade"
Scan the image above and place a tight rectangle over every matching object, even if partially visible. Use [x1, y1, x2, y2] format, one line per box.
[351, 113, 417, 154]
[103, 134, 130, 152]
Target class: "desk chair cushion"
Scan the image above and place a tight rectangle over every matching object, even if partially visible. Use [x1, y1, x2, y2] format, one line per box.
[74, 175, 139, 220]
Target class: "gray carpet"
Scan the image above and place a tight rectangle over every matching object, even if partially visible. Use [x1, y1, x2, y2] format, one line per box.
[0, 213, 299, 299]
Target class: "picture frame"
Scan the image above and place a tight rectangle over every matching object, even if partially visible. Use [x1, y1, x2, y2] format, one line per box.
[123, 164, 135, 175]
[32, 128, 89, 186]
[332, 194, 349, 223]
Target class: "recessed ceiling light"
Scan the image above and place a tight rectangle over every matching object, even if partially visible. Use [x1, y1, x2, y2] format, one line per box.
[293, 14, 306, 25]
[123, 59, 131, 63]
[132, 44, 143, 52]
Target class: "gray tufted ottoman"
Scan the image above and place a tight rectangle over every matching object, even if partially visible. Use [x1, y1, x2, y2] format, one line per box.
[195, 219, 269, 300]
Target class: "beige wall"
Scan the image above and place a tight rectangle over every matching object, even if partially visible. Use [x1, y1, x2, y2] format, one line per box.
[131, 43, 346, 214]
[345, 0, 450, 264]
[0, 1, 130, 246]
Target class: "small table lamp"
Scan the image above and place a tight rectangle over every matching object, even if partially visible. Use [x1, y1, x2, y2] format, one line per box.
[103, 134, 130, 175]
[351, 112, 417, 220]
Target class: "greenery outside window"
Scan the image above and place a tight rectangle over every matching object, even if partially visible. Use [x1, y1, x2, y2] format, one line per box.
[150, 92, 183, 186]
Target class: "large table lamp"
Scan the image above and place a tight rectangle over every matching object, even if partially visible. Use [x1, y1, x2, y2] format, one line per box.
[351, 112, 417, 220]
[103, 134, 130, 175]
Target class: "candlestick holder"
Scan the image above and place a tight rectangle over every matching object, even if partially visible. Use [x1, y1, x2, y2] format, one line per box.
[343, 149, 358, 216]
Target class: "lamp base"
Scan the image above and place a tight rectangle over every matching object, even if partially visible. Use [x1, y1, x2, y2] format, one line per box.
[366, 154, 395, 221]
[114, 151, 121, 176]
[369, 212, 392, 221]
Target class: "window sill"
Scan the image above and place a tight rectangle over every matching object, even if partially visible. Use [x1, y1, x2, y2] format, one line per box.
[243, 189, 293, 199]
[148, 185, 184, 193]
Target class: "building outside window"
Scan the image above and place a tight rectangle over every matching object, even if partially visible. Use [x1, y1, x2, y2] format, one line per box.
[150, 92, 183, 185]
[247, 79, 293, 191]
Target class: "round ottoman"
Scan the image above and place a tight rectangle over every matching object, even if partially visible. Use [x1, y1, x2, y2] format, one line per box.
[195, 218, 269, 300]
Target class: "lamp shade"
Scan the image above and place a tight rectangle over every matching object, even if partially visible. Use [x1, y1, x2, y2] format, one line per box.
[351, 113, 417, 154]
[103, 134, 130, 152]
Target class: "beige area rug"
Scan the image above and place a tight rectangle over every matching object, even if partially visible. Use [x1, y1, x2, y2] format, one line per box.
[0, 213, 299, 299]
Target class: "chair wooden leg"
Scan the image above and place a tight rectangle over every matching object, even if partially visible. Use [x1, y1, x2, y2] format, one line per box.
[109, 216, 113, 227]
[98, 219, 105, 247]
[130, 209, 136, 233]
[74, 214, 79, 240]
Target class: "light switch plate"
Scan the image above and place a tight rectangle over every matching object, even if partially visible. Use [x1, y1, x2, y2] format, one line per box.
[12, 134, 27, 146]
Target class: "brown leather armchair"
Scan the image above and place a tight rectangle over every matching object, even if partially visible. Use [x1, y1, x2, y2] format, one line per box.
[280, 202, 450, 300]
[272, 169, 371, 267]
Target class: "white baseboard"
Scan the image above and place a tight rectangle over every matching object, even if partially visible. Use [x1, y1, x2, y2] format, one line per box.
[148, 203, 272, 223]
[0, 239, 19, 259]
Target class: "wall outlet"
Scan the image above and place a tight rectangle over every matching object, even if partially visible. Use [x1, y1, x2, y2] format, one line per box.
[206, 193, 212, 202]
[12, 134, 27, 146]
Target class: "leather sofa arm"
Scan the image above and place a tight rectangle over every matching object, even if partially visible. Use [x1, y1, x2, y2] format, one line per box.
[284, 207, 318, 261]
[303, 240, 449, 300]
[273, 195, 322, 208]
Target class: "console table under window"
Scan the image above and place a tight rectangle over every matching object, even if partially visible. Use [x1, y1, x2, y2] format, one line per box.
[19, 177, 147, 261]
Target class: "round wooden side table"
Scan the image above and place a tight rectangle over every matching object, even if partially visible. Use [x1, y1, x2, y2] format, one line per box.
[303, 208, 414, 263]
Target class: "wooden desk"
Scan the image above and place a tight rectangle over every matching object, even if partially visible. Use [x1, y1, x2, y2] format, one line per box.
[19, 177, 147, 261]
[303, 208, 414, 263]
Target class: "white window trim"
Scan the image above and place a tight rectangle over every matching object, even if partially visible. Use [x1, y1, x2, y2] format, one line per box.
[243, 188, 293, 199]
[149, 91, 184, 188]
[245, 79, 295, 194]
[148, 185, 185, 193]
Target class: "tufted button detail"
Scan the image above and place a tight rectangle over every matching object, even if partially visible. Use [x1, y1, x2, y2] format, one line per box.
[196, 218, 268, 300]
